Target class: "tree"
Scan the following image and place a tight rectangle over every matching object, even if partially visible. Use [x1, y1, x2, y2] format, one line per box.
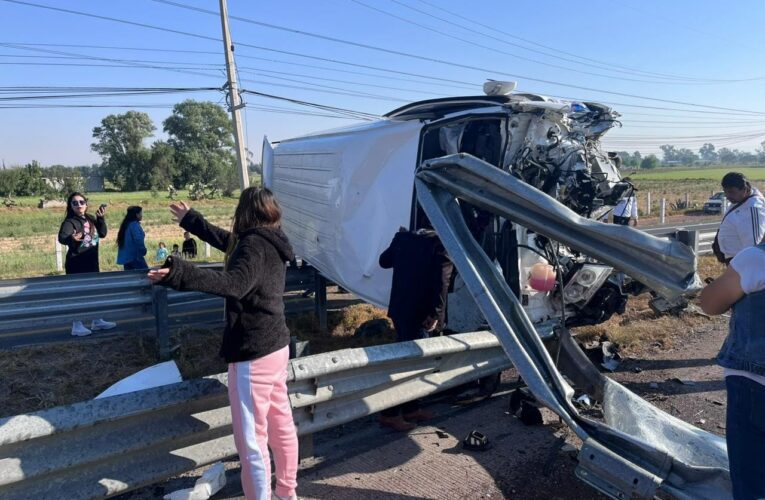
[148, 141, 178, 191]
[640, 154, 660, 170]
[699, 143, 717, 163]
[91, 111, 155, 191]
[163, 100, 236, 196]
[718, 147, 738, 164]
[659, 144, 678, 163]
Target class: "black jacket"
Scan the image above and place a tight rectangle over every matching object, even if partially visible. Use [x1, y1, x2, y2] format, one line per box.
[58, 214, 107, 274]
[160, 209, 295, 363]
[379, 230, 453, 329]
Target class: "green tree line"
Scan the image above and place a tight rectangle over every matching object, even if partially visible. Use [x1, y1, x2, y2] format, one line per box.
[617, 141, 765, 169]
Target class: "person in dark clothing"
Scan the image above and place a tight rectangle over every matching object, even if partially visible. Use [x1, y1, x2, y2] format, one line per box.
[182, 231, 198, 259]
[148, 188, 298, 500]
[378, 228, 454, 431]
[58, 192, 116, 336]
[58, 192, 107, 274]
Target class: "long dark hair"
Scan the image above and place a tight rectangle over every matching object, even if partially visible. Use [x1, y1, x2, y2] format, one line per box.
[226, 187, 282, 258]
[117, 206, 143, 249]
[64, 192, 96, 235]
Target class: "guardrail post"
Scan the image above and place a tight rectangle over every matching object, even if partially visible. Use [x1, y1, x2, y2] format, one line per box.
[660, 198, 666, 224]
[685, 192, 690, 208]
[204, 242, 211, 258]
[289, 335, 314, 460]
[55, 238, 63, 272]
[646, 192, 651, 216]
[152, 285, 174, 360]
[675, 229, 700, 254]
[313, 270, 327, 333]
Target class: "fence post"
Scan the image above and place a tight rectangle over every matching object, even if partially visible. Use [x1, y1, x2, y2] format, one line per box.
[313, 270, 327, 333]
[660, 198, 666, 224]
[204, 242, 211, 258]
[675, 229, 700, 254]
[722, 198, 729, 217]
[55, 238, 63, 272]
[152, 285, 174, 360]
[646, 192, 651, 216]
[685, 192, 689, 208]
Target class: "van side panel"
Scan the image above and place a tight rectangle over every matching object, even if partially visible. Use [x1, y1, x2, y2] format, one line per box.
[272, 119, 422, 307]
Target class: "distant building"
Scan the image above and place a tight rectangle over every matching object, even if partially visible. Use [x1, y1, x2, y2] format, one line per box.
[85, 174, 104, 192]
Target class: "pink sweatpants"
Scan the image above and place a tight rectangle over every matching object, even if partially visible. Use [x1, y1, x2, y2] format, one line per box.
[228, 346, 298, 499]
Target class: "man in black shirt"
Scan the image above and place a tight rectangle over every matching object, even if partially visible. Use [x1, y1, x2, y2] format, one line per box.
[378, 227, 453, 431]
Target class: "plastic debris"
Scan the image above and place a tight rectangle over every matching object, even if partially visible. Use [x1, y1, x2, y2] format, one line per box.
[672, 378, 696, 386]
[96, 361, 182, 399]
[163, 462, 226, 500]
[575, 394, 592, 407]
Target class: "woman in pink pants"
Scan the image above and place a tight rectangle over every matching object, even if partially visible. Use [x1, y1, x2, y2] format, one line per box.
[149, 188, 298, 499]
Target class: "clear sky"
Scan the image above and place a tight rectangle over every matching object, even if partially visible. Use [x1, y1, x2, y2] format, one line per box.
[1, 0, 764, 167]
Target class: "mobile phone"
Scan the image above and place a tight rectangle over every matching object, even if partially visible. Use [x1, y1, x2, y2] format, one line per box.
[99, 204, 108, 211]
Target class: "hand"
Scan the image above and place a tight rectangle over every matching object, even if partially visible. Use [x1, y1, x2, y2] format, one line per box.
[422, 316, 438, 332]
[96, 206, 106, 217]
[169, 201, 191, 224]
[148, 268, 170, 284]
[72, 231, 84, 241]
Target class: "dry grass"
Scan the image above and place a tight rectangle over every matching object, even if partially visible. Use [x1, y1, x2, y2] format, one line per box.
[0, 304, 392, 418]
[574, 256, 727, 354]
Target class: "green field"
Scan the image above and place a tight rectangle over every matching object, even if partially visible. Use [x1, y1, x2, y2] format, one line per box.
[631, 166, 765, 181]
[0, 191, 238, 278]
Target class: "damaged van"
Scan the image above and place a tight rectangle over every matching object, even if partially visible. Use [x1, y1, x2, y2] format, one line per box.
[265, 86, 647, 332]
[263, 84, 728, 498]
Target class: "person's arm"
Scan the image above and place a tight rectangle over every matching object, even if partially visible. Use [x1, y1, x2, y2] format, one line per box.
[699, 266, 744, 315]
[133, 223, 147, 256]
[630, 196, 638, 226]
[154, 240, 262, 299]
[95, 206, 107, 238]
[378, 234, 400, 269]
[58, 219, 76, 246]
[178, 208, 231, 252]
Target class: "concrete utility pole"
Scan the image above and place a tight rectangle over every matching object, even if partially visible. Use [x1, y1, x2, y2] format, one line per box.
[219, 0, 249, 190]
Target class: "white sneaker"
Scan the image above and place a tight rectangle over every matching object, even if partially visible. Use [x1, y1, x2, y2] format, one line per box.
[91, 319, 117, 331]
[71, 321, 92, 337]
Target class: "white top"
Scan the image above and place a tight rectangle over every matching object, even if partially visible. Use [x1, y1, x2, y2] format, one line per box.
[725, 247, 765, 386]
[717, 190, 765, 259]
[614, 195, 638, 219]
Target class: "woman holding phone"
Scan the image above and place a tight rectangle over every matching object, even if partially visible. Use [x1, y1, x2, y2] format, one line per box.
[58, 192, 115, 336]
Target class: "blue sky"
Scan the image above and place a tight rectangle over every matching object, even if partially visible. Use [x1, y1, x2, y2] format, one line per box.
[1, 0, 764, 167]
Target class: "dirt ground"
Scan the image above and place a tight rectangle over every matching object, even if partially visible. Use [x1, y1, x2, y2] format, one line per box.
[115, 314, 728, 500]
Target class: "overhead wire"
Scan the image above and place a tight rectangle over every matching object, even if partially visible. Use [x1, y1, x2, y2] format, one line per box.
[144, 0, 765, 115]
[410, 0, 765, 84]
[5, 0, 763, 116]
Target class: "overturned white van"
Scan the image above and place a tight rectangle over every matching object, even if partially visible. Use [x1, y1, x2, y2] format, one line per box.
[265, 90, 658, 332]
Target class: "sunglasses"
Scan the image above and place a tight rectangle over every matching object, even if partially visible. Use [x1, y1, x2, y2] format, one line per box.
[71, 200, 87, 207]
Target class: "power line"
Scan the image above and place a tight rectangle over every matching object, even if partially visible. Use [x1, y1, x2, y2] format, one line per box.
[411, 0, 765, 84]
[145, 0, 765, 116]
[349, 0, 728, 85]
[7, 0, 760, 116]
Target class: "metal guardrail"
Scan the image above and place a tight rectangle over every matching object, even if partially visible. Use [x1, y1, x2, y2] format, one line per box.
[0, 331, 509, 499]
[642, 221, 719, 256]
[0, 264, 318, 350]
[0, 222, 720, 350]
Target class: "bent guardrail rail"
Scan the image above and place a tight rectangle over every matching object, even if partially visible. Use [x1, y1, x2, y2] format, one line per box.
[415, 153, 728, 499]
[0, 331, 509, 499]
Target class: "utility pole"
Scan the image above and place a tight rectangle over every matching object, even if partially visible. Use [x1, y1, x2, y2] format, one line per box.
[219, 0, 249, 190]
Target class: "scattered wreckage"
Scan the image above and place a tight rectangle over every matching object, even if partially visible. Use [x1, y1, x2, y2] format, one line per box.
[263, 83, 728, 498]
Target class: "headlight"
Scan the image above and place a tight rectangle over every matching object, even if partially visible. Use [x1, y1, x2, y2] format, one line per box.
[562, 264, 613, 305]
